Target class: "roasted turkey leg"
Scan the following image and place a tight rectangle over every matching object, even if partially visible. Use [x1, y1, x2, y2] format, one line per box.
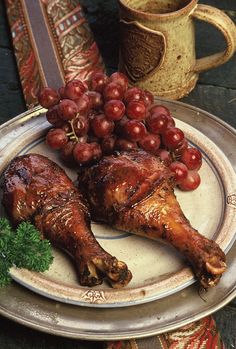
[2, 154, 132, 288]
[78, 150, 226, 288]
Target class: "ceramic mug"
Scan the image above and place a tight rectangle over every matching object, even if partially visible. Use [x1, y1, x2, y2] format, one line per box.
[118, 0, 236, 99]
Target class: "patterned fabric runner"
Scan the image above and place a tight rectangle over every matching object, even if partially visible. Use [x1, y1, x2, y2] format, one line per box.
[5, 1, 226, 348]
[5, 0, 104, 108]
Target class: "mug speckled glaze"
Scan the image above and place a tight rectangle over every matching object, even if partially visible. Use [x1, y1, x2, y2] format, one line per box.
[118, 0, 236, 99]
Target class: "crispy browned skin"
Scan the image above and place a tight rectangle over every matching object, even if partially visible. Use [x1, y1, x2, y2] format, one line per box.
[2, 153, 132, 288]
[78, 149, 226, 288]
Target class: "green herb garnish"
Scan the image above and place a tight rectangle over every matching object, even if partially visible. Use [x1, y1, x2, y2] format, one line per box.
[0, 218, 53, 287]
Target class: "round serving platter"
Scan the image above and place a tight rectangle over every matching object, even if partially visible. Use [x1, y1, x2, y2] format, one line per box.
[4, 111, 236, 308]
[0, 99, 235, 339]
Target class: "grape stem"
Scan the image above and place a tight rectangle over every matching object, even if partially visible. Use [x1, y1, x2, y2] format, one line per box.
[68, 119, 79, 142]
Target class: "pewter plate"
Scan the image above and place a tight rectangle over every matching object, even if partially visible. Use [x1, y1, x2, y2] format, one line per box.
[0, 99, 235, 339]
[2, 106, 236, 308]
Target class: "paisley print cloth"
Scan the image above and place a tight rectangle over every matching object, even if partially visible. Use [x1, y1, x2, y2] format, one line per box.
[5, 0, 104, 108]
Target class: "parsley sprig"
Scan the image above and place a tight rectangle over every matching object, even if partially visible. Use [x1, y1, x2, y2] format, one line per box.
[0, 218, 53, 287]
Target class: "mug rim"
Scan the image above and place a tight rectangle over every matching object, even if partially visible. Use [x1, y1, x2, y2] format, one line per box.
[118, 0, 198, 19]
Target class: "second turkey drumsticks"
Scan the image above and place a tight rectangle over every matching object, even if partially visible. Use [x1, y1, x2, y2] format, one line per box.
[78, 149, 226, 289]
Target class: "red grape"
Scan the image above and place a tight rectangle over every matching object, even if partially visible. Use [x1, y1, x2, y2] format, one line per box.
[73, 143, 94, 164]
[123, 120, 147, 142]
[115, 138, 137, 151]
[126, 100, 147, 120]
[87, 91, 103, 110]
[173, 138, 188, 159]
[166, 114, 176, 128]
[109, 72, 128, 92]
[146, 113, 169, 134]
[178, 170, 201, 191]
[138, 133, 161, 153]
[103, 82, 124, 101]
[101, 135, 117, 154]
[143, 90, 154, 107]
[58, 86, 66, 99]
[58, 99, 78, 120]
[72, 115, 89, 136]
[61, 122, 72, 133]
[180, 147, 202, 170]
[74, 94, 90, 114]
[90, 114, 114, 138]
[149, 105, 175, 128]
[104, 100, 125, 121]
[46, 106, 64, 127]
[149, 104, 171, 117]
[65, 79, 87, 100]
[60, 141, 76, 164]
[90, 142, 102, 161]
[162, 127, 185, 150]
[73, 142, 101, 164]
[38, 87, 60, 109]
[90, 72, 108, 93]
[169, 161, 188, 184]
[46, 128, 68, 149]
[124, 87, 145, 104]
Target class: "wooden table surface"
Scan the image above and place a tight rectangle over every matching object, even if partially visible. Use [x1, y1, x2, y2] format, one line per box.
[0, 0, 236, 348]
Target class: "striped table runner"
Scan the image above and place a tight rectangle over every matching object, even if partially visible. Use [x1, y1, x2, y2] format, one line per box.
[5, 0, 104, 108]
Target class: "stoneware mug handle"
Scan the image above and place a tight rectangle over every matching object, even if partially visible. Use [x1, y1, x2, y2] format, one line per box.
[192, 4, 236, 72]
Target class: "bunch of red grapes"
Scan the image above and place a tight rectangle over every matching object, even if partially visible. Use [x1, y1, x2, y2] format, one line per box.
[38, 71, 202, 191]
